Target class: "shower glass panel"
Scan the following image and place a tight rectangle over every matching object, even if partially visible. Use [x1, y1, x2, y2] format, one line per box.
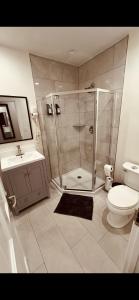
[45, 89, 115, 192]
[95, 91, 114, 186]
[44, 95, 61, 187]
[53, 91, 95, 191]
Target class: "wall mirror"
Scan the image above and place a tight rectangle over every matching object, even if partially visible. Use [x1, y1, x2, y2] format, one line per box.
[0, 96, 33, 144]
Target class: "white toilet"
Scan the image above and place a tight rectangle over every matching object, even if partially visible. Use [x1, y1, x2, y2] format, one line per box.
[107, 162, 139, 228]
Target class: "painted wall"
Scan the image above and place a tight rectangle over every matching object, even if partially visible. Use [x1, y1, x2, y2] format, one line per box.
[115, 29, 139, 182]
[0, 46, 43, 159]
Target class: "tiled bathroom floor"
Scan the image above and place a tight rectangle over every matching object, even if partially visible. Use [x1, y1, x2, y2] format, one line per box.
[54, 167, 105, 190]
[14, 184, 133, 273]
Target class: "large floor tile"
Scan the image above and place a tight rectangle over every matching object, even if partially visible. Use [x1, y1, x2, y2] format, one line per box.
[16, 219, 43, 272]
[45, 190, 61, 212]
[53, 213, 87, 248]
[93, 190, 107, 217]
[99, 231, 128, 271]
[37, 225, 83, 273]
[46, 197, 60, 212]
[79, 212, 107, 242]
[134, 258, 139, 273]
[29, 205, 56, 237]
[34, 263, 48, 273]
[72, 233, 119, 273]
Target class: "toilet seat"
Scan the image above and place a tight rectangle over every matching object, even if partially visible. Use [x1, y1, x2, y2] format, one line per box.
[108, 185, 139, 210]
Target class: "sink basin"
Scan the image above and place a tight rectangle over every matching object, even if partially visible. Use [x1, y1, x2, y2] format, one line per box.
[7, 152, 35, 163]
[1, 150, 45, 171]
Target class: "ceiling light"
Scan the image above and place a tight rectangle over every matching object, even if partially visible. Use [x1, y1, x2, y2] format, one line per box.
[34, 82, 39, 85]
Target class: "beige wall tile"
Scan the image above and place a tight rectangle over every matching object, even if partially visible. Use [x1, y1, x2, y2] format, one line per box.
[62, 64, 78, 83]
[114, 37, 128, 68]
[112, 109, 121, 127]
[97, 126, 111, 143]
[55, 81, 77, 92]
[49, 61, 63, 81]
[79, 46, 114, 83]
[63, 158, 80, 173]
[98, 109, 112, 127]
[30, 54, 51, 79]
[33, 78, 55, 98]
[112, 65, 125, 90]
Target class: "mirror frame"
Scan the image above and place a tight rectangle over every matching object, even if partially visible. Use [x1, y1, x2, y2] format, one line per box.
[0, 95, 33, 144]
[0, 103, 15, 140]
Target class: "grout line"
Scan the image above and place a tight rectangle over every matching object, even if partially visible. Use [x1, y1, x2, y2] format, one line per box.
[56, 225, 85, 273]
[28, 215, 49, 273]
[33, 263, 47, 274]
[26, 190, 85, 273]
[97, 233, 125, 272]
[79, 63, 126, 85]
[71, 231, 120, 273]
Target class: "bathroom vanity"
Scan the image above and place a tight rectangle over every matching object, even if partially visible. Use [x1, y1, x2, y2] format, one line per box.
[1, 150, 50, 215]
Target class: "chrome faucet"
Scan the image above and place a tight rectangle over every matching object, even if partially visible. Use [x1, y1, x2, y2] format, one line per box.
[16, 145, 24, 157]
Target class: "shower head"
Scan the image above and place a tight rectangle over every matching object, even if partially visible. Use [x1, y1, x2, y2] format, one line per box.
[85, 82, 95, 93]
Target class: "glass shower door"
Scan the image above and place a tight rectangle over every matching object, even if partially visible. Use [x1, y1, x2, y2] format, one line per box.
[44, 95, 62, 188]
[53, 92, 96, 191]
[95, 91, 114, 189]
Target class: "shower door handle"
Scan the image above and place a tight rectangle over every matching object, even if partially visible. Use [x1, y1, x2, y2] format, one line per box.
[89, 126, 94, 134]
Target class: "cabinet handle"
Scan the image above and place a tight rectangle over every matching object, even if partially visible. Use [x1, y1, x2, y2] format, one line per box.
[7, 195, 17, 208]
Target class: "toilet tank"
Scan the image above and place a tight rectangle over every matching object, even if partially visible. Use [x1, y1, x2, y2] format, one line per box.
[123, 162, 139, 191]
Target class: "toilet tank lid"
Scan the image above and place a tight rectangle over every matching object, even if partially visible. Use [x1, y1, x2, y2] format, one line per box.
[123, 162, 139, 174]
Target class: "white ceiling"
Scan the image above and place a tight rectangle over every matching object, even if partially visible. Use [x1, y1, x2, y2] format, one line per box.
[0, 27, 133, 66]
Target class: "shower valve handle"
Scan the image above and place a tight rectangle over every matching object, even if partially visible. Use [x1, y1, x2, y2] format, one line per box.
[89, 126, 94, 134]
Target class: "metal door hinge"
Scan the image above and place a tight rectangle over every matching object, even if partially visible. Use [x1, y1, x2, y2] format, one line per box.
[89, 126, 94, 134]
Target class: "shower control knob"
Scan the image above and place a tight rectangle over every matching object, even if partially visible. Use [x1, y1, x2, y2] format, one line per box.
[89, 126, 94, 134]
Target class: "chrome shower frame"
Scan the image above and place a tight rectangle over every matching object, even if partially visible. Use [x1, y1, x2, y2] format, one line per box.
[45, 88, 113, 195]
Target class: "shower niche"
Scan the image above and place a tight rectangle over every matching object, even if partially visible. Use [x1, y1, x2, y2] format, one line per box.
[43, 88, 119, 193]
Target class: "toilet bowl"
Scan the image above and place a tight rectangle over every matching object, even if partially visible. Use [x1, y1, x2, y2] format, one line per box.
[106, 161, 139, 228]
[107, 185, 139, 228]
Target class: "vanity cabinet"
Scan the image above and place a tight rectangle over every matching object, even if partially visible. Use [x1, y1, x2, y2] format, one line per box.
[2, 159, 50, 215]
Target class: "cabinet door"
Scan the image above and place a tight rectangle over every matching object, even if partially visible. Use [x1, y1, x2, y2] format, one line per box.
[5, 166, 31, 199]
[27, 161, 49, 198]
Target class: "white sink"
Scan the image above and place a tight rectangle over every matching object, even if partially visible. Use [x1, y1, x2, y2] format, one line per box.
[1, 150, 45, 172]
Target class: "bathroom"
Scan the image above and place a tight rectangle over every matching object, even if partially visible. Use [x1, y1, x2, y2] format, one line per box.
[0, 27, 139, 274]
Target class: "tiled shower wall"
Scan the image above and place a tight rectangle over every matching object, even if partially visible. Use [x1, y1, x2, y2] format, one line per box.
[30, 55, 79, 179]
[78, 36, 128, 177]
[30, 36, 128, 181]
[79, 92, 95, 173]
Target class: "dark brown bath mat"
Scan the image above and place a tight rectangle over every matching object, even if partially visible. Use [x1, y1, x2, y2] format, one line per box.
[54, 193, 93, 220]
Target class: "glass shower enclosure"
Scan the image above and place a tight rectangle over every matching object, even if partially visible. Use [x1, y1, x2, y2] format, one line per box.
[44, 88, 115, 193]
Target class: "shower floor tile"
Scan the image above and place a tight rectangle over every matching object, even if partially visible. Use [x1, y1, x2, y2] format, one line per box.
[54, 168, 105, 190]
